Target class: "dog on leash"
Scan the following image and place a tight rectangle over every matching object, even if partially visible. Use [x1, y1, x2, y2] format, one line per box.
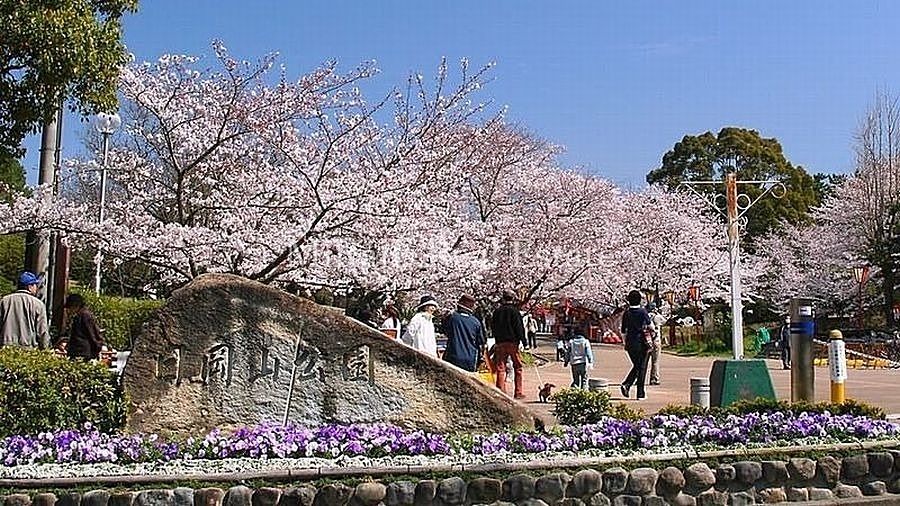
[538, 383, 556, 403]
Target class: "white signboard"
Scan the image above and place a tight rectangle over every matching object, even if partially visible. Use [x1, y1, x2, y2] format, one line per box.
[829, 339, 847, 382]
[799, 305, 813, 317]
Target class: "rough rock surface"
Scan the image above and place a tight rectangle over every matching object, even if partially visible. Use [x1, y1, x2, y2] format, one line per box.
[124, 274, 538, 434]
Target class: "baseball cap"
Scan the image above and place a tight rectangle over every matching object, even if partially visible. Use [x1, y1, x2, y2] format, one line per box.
[18, 271, 43, 287]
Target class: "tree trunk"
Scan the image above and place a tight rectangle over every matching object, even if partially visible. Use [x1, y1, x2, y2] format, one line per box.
[883, 261, 896, 327]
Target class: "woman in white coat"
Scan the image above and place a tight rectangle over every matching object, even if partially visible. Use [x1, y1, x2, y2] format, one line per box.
[402, 295, 439, 357]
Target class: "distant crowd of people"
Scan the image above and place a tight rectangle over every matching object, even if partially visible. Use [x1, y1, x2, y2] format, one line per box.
[355, 289, 536, 399]
[358, 288, 672, 402]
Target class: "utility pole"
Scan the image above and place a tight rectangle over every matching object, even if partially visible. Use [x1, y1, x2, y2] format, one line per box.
[683, 173, 785, 406]
[24, 104, 63, 309]
[681, 173, 785, 359]
[724, 173, 743, 359]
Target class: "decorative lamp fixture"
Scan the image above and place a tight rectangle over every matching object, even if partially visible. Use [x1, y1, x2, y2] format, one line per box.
[94, 112, 122, 135]
[688, 284, 700, 302]
[662, 289, 676, 306]
[852, 265, 870, 285]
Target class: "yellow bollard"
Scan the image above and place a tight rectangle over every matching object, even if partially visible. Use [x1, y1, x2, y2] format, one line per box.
[828, 329, 847, 403]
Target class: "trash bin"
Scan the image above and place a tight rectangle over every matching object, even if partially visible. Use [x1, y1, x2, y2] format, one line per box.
[588, 378, 609, 393]
[690, 377, 710, 408]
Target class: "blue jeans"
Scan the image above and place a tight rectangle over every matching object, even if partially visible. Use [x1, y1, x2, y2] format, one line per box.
[571, 363, 587, 389]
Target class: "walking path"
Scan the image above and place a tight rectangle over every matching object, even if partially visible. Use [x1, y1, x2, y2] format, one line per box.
[510, 337, 900, 422]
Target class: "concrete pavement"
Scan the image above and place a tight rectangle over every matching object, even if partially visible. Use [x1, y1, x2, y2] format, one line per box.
[508, 338, 900, 422]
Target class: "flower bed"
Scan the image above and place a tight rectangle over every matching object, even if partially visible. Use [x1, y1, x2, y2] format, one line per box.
[1, 412, 897, 471]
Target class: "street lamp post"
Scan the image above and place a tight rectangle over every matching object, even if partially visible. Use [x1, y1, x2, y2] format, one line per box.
[93, 112, 121, 295]
[852, 265, 870, 330]
[681, 174, 786, 359]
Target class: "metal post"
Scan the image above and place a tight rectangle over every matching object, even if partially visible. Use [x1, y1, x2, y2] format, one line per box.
[857, 282, 863, 329]
[789, 298, 815, 402]
[725, 173, 743, 359]
[681, 175, 784, 360]
[828, 329, 847, 403]
[24, 108, 61, 304]
[93, 132, 110, 295]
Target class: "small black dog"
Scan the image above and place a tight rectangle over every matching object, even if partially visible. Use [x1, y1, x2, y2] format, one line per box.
[538, 383, 556, 403]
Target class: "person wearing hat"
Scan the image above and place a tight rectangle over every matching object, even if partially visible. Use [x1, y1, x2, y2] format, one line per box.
[62, 293, 104, 361]
[441, 294, 485, 372]
[401, 295, 439, 357]
[0, 271, 50, 349]
[490, 289, 527, 399]
[379, 303, 402, 340]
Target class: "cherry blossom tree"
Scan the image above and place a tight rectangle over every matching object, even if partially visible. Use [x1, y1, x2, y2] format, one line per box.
[757, 92, 900, 324]
[55, 44, 504, 291]
[608, 187, 729, 302]
[0, 44, 729, 314]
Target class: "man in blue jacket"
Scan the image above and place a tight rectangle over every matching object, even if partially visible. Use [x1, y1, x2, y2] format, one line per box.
[442, 294, 485, 372]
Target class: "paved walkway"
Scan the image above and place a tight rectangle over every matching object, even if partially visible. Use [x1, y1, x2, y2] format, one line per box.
[506, 337, 900, 422]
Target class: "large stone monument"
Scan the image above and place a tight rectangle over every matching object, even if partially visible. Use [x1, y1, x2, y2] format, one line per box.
[123, 274, 539, 435]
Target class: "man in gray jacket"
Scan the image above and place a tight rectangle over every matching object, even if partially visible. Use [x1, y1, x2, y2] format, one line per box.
[0, 272, 50, 349]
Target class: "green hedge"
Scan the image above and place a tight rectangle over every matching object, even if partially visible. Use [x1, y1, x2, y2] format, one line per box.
[70, 288, 163, 350]
[550, 388, 644, 425]
[657, 397, 886, 420]
[0, 347, 127, 437]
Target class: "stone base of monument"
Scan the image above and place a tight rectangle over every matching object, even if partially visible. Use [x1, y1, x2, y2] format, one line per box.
[123, 274, 541, 436]
[708, 359, 776, 407]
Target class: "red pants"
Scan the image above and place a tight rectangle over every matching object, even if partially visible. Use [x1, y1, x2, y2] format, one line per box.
[494, 341, 524, 398]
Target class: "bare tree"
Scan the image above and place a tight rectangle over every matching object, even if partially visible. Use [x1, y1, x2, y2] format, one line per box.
[853, 90, 900, 326]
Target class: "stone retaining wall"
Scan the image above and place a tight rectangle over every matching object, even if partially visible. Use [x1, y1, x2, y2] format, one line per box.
[4, 451, 900, 505]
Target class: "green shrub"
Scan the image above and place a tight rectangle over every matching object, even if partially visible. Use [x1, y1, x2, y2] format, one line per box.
[550, 388, 644, 425]
[70, 287, 162, 350]
[656, 403, 721, 418]
[821, 399, 886, 419]
[725, 397, 885, 420]
[0, 234, 24, 295]
[657, 398, 886, 420]
[0, 347, 127, 436]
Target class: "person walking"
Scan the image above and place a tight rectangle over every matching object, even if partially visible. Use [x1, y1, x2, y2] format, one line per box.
[0, 272, 50, 350]
[565, 329, 594, 389]
[525, 312, 538, 349]
[62, 293, 104, 360]
[780, 316, 791, 369]
[620, 290, 651, 400]
[648, 304, 666, 385]
[491, 290, 527, 399]
[442, 294, 485, 372]
[379, 303, 402, 339]
[402, 295, 439, 357]
[555, 334, 567, 361]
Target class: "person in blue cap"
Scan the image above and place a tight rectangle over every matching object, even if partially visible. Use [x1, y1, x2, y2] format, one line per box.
[0, 271, 50, 349]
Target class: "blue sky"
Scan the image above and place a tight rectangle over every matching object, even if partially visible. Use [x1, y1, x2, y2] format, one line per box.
[21, 1, 900, 187]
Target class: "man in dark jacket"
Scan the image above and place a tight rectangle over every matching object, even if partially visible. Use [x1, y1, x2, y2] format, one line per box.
[63, 293, 104, 360]
[491, 290, 527, 399]
[442, 294, 485, 372]
[620, 290, 651, 400]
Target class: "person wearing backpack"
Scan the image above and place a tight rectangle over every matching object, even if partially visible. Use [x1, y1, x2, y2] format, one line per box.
[565, 328, 594, 389]
[619, 290, 652, 400]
